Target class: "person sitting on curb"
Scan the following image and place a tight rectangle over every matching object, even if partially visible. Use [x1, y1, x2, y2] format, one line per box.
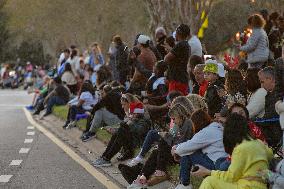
[81, 85, 125, 142]
[92, 102, 151, 167]
[63, 81, 97, 129]
[34, 76, 70, 118]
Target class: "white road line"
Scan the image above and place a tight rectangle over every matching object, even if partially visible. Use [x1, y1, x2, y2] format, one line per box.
[24, 139, 33, 143]
[27, 126, 35, 130]
[9, 160, 23, 166]
[23, 108, 121, 189]
[27, 131, 35, 136]
[0, 175, 13, 183]
[19, 148, 30, 154]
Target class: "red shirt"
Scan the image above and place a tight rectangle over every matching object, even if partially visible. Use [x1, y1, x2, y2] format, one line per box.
[248, 121, 266, 143]
[199, 80, 209, 97]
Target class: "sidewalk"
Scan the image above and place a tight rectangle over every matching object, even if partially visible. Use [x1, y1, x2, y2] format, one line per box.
[33, 113, 174, 189]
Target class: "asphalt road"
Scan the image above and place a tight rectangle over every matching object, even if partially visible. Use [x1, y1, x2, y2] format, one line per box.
[0, 90, 107, 189]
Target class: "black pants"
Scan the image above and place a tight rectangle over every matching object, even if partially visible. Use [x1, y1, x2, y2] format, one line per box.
[102, 124, 134, 161]
[141, 139, 174, 179]
[258, 123, 282, 149]
[66, 105, 86, 123]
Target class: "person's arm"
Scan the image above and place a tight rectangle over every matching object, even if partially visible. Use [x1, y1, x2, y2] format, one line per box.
[44, 89, 56, 104]
[174, 127, 212, 156]
[246, 88, 267, 119]
[164, 52, 175, 65]
[240, 31, 260, 53]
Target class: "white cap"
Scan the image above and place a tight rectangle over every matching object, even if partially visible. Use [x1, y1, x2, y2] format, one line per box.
[205, 59, 218, 65]
[137, 35, 150, 45]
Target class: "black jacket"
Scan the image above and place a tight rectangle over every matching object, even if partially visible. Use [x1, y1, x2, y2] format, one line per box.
[91, 90, 125, 120]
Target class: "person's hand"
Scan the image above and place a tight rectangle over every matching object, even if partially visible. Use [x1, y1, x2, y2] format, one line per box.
[257, 169, 271, 181]
[161, 43, 172, 53]
[129, 50, 136, 60]
[191, 165, 211, 177]
[143, 98, 149, 104]
[217, 88, 227, 98]
[158, 131, 168, 138]
[171, 145, 177, 156]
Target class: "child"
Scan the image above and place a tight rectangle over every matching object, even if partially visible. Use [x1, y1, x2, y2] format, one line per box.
[203, 60, 225, 117]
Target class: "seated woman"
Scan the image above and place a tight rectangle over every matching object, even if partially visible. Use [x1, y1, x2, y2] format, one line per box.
[122, 103, 194, 188]
[173, 110, 228, 189]
[61, 63, 78, 95]
[127, 96, 194, 167]
[63, 81, 97, 129]
[92, 102, 151, 167]
[192, 114, 273, 189]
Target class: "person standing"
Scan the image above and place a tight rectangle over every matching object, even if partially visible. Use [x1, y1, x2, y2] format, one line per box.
[165, 24, 191, 95]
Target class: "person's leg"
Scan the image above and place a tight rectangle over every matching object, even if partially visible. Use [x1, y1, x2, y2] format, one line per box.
[69, 105, 85, 121]
[199, 175, 238, 189]
[89, 109, 104, 133]
[138, 130, 160, 158]
[46, 96, 66, 115]
[156, 139, 173, 172]
[179, 151, 216, 186]
[140, 149, 159, 179]
[103, 124, 133, 161]
[101, 108, 122, 126]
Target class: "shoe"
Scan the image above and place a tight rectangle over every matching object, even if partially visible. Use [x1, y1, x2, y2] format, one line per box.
[80, 131, 88, 139]
[66, 121, 76, 129]
[127, 156, 144, 167]
[127, 175, 147, 189]
[81, 132, 96, 142]
[26, 105, 34, 111]
[147, 174, 169, 186]
[92, 157, 111, 167]
[33, 110, 40, 115]
[117, 150, 134, 161]
[175, 184, 193, 189]
[62, 121, 70, 129]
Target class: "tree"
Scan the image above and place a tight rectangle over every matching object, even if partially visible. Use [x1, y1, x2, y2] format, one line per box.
[145, 0, 213, 36]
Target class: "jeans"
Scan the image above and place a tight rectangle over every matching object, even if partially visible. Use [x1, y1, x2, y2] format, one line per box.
[215, 158, 231, 171]
[46, 96, 67, 114]
[179, 151, 216, 185]
[89, 108, 122, 133]
[139, 130, 161, 157]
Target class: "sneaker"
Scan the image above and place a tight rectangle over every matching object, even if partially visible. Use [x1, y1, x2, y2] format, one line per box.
[66, 121, 77, 129]
[92, 157, 111, 167]
[117, 150, 134, 161]
[175, 184, 193, 189]
[81, 132, 96, 142]
[128, 156, 144, 167]
[26, 105, 34, 111]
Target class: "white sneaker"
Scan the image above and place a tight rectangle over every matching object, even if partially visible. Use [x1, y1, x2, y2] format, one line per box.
[66, 121, 76, 129]
[175, 184, 193, 189]
[127, 156, 144, 167]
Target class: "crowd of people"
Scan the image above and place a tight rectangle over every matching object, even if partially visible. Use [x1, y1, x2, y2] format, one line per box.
[25, 9, 284, 189]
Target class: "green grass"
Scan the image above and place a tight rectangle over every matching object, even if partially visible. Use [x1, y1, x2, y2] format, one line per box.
[52, 105, 203, 188]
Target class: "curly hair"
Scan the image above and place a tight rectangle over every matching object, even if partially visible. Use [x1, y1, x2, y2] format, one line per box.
[96, 66, 113, 86]
[223, 113, 253, 155]
[168, 103, 189, 121]
[225, 69, 247, 97]
[248, 14, 266, 28]
[186, 94, 208, 113]
[171, 96, 194, 117]
[191, 109, 212, 134]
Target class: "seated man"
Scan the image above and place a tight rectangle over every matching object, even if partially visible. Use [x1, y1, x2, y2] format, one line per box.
[81, 85, 125, 142]
[41, 76, 70, 117]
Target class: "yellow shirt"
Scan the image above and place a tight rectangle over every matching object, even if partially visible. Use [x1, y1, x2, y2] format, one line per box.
[211, 139, 273, 188]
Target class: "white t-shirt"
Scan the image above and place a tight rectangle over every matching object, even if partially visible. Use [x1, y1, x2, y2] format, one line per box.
[61, 71, 77, 85]
[188, 35, 202, 57]
[80, 91, 98, 110]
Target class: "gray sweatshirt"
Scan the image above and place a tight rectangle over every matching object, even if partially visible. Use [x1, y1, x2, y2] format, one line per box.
[175, 122, 227, 162]
[240, 28, 269, 64]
